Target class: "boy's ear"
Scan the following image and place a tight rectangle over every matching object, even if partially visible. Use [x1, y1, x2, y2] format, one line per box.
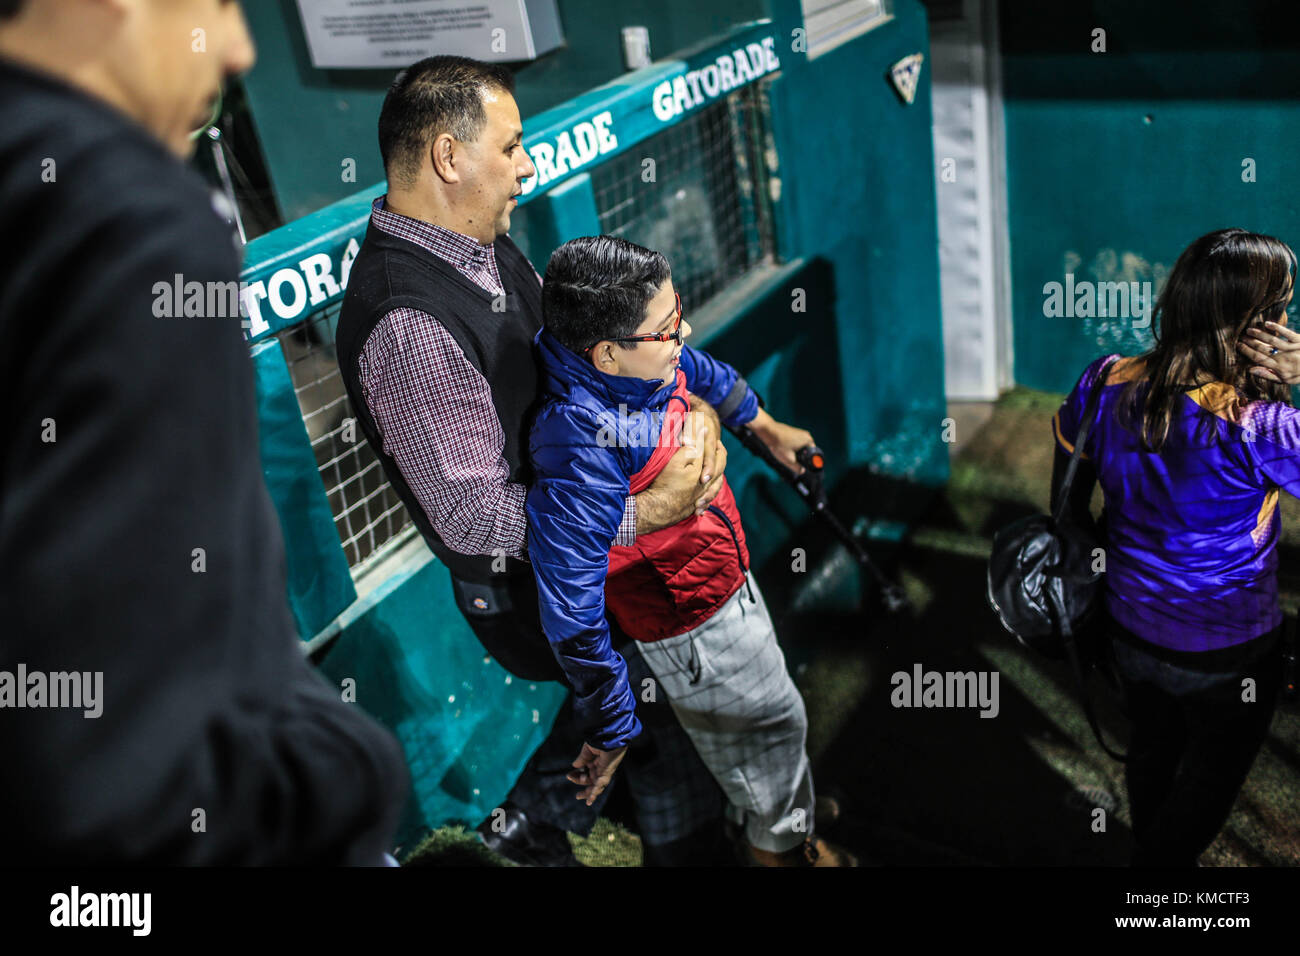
[591, 341, 619, 373]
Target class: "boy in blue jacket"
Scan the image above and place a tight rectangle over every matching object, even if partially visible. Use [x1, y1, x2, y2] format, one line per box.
[526, 235, 853, 865]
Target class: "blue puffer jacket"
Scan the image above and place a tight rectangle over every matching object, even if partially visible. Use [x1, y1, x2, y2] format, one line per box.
[526, 327, 758, 750]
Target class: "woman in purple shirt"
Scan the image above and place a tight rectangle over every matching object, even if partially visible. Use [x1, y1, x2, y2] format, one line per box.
[1052, 228, 1297, 866]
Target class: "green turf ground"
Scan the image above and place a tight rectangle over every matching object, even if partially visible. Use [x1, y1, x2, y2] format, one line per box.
[404, 385, 1300, 867]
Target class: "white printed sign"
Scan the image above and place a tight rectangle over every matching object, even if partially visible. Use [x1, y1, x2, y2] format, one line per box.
[295, 0, 561, 69]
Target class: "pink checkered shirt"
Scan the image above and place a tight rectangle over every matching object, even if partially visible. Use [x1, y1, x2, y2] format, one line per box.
[357, 197, 637, 562]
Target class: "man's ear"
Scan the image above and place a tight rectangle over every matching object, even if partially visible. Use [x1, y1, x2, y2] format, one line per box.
[429, 132, 460, 184]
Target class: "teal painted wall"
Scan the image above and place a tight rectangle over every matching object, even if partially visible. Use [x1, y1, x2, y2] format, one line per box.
[242, 0, 765, 221]
[313, 559, 567, 850]
[1002, 1, 1300, 393]
[763, 0, 946, 484]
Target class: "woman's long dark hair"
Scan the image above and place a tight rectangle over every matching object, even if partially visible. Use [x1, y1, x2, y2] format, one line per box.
[1119, 228, 1296, 452]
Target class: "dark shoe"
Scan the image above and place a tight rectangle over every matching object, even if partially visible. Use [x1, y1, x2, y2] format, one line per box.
[747, 836, 859, 867]
[804, 836, 858, 867]
[724, 795, 845, 850]
[476, 806, 585, 867]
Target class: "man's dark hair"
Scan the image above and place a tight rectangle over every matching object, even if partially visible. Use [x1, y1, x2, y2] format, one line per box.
[0, 0, 26, 20]
[543, 236, 672, 355]
[378, 55, 515, 188]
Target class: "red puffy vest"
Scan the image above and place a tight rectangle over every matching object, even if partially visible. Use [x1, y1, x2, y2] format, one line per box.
[605, 371, 750, 642]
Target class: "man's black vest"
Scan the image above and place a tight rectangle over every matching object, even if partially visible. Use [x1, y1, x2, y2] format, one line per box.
[336, 223, 542, 584]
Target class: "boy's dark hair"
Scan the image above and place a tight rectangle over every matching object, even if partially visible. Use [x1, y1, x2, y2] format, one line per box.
[378, 55, 515, 189]
[543, 236, 672, 355]
[0, 0, 26, 20]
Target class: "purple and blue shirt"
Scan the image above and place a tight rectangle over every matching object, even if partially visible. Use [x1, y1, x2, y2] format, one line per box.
[1054, 353, 1300, 652]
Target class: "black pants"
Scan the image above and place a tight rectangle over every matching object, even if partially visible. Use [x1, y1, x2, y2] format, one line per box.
[1103, 613, 1283, 867]
[450, 572, 727, 856]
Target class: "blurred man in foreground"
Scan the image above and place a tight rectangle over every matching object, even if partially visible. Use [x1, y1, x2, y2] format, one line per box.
[0, 0, 408, 863]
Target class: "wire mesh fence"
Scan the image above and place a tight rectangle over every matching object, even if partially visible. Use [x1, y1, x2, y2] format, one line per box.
[276, 309, 412, 572]
[591, 79, 778, 312]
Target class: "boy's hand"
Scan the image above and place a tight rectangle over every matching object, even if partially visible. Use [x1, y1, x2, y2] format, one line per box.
[747, 408, 815, 475]
[568, 743, 628, 805]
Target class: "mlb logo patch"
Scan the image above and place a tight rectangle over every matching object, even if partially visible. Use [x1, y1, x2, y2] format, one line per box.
[472, 597, 490, 611]
[889, 53, 924, 105]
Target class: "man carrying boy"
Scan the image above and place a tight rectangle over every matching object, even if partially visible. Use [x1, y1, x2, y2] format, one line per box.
[339, 56, 815, 865]
[528, 235, 855, 866]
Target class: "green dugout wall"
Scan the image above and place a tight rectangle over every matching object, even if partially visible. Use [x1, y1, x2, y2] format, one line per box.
[240, 1, 945, 844]
[1001, 0, 1300, 394]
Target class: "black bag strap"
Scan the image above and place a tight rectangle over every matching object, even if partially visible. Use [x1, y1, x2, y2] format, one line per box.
[1052, 357, 1118, 526]
[1047, 580, 1128, 761]
[1050, 355, 1127, 761]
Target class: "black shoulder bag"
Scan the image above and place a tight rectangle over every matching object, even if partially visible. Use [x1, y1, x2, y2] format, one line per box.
[986, 357, 1127, 761]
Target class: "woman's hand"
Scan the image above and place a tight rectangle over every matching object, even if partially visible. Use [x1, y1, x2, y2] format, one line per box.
[1238, 320, 1300, 385]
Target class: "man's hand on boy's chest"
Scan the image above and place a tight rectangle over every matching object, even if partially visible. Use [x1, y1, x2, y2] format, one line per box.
[634, 398, 729, 534]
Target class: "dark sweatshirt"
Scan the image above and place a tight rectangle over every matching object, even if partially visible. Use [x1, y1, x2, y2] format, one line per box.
[0, 57, 408, 864]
